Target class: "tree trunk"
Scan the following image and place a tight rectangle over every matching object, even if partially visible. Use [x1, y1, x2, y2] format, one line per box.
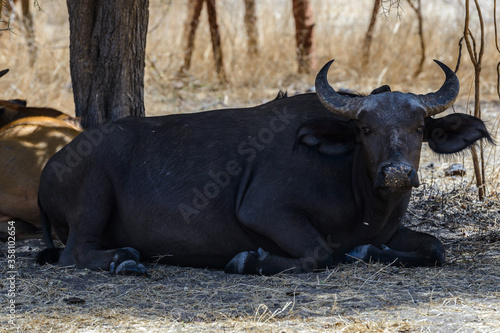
[292, 0, 316, 73]
[406, 0, 425, 77]
[206, 0, 227, 82]
[21, 0, 36, 66]
[244, 0, 259, 56]
[178, 0, 227, 82]
[67, 0, 149, 128]
[178, 0, 204, 76]
[362, 0, 381, 66]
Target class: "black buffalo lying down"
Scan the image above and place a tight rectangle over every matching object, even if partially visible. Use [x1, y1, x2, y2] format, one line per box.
[37, 60, 491, 276]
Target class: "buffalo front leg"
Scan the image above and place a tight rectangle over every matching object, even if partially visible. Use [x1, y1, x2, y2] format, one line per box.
[225, 244, 336, 275]
[347, 226, 445, 267]
[227, 210, 344, 275]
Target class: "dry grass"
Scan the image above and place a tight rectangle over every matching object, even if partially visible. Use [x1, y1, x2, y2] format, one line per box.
[0, 0, 499, 332]
[1, 185, 499, 332]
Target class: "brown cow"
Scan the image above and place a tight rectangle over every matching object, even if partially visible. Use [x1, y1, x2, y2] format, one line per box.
[0, 69, 80, 129]
[0, 116, 81, 239]
[0, 70, 82, 239]
[0, 99, 80, 129]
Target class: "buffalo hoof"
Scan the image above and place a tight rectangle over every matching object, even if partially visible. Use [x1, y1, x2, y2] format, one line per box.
[224, 248, 269, 275]
[345, 244, 381, 263]
[109, 247, 148, 277]
[36, 248, 63, 265]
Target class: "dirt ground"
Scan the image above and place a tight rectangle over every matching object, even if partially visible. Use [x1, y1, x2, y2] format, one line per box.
[0, 188, 498, 332]
[0, 100, 499, 332]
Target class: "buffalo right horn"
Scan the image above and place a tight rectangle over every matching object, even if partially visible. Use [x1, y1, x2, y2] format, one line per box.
[418, 60, 459, 117]
[315, 60, 362, 119]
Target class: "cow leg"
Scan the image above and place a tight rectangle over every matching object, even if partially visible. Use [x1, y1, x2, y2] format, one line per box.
[50, 175, 148, 276]
[227, 210, 342, 275]
[225, 247, 318, 275]
[347, 226, 445, 267]
[225, 245, 336, 275]
[59, 228, 148, 276]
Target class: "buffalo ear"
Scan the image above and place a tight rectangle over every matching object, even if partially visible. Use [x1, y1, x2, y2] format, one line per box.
[295, 118, 356, 156]
[424, 113, 493, 154]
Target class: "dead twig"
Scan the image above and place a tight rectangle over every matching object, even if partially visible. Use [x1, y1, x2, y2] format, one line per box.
[495, 0, 500, 99]
[463, 0, 486, 200]
[362, 0, 382, 66]
[455, 37, 464, 73]
[406, 0, 425, 77]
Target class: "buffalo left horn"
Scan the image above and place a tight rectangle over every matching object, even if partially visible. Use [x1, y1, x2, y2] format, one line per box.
[0, 69, 9, 79]
[315, 60, 362, 119]
[418, 60, 460, 117]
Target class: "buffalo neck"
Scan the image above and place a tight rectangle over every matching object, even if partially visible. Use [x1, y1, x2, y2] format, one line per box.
[350, 145, 412, 242]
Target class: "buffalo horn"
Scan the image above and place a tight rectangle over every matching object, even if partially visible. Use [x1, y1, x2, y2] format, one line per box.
[418, 60, 459, 117]
[315, 60, 362, 119]
[0, 69, 9, 79]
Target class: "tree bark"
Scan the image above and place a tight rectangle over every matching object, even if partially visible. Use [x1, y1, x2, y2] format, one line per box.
[178, 0, 226, 82]
[21, 0, 36, 66]
[178, 0, 204, 76]
[406, 0, 425, 77]
[362, 0, 381, 66]
[67, 0, 149, 128]
[206, 0, 227, 82]
[292, 0, 316, 73]
[244, 0, 259, 56]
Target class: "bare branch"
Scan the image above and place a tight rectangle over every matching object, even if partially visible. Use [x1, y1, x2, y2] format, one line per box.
[494, 0, 500, 99]
[455, 37, 464, 73]
[381, 0, 404, 19]
[463, 0, 486, 200]
[495, 0, 500, 53]
[406, 0, 425, 77]
[362, 0, 382, 66]
[474, 0, 485, 63]
[497, 62, 500, 99]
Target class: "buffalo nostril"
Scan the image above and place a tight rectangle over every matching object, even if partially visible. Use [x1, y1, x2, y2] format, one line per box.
[381, 163, 417, 188]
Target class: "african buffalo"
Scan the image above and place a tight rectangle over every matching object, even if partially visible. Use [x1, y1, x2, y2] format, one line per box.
[37, 60, 491, 275]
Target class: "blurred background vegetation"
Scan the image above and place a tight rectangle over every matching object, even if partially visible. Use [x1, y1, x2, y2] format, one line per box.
[0, 0, 498, 115]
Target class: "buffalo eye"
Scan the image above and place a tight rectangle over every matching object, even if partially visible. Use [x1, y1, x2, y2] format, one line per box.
[362, 127, 371, 135]
[416, 126, 425, 134]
